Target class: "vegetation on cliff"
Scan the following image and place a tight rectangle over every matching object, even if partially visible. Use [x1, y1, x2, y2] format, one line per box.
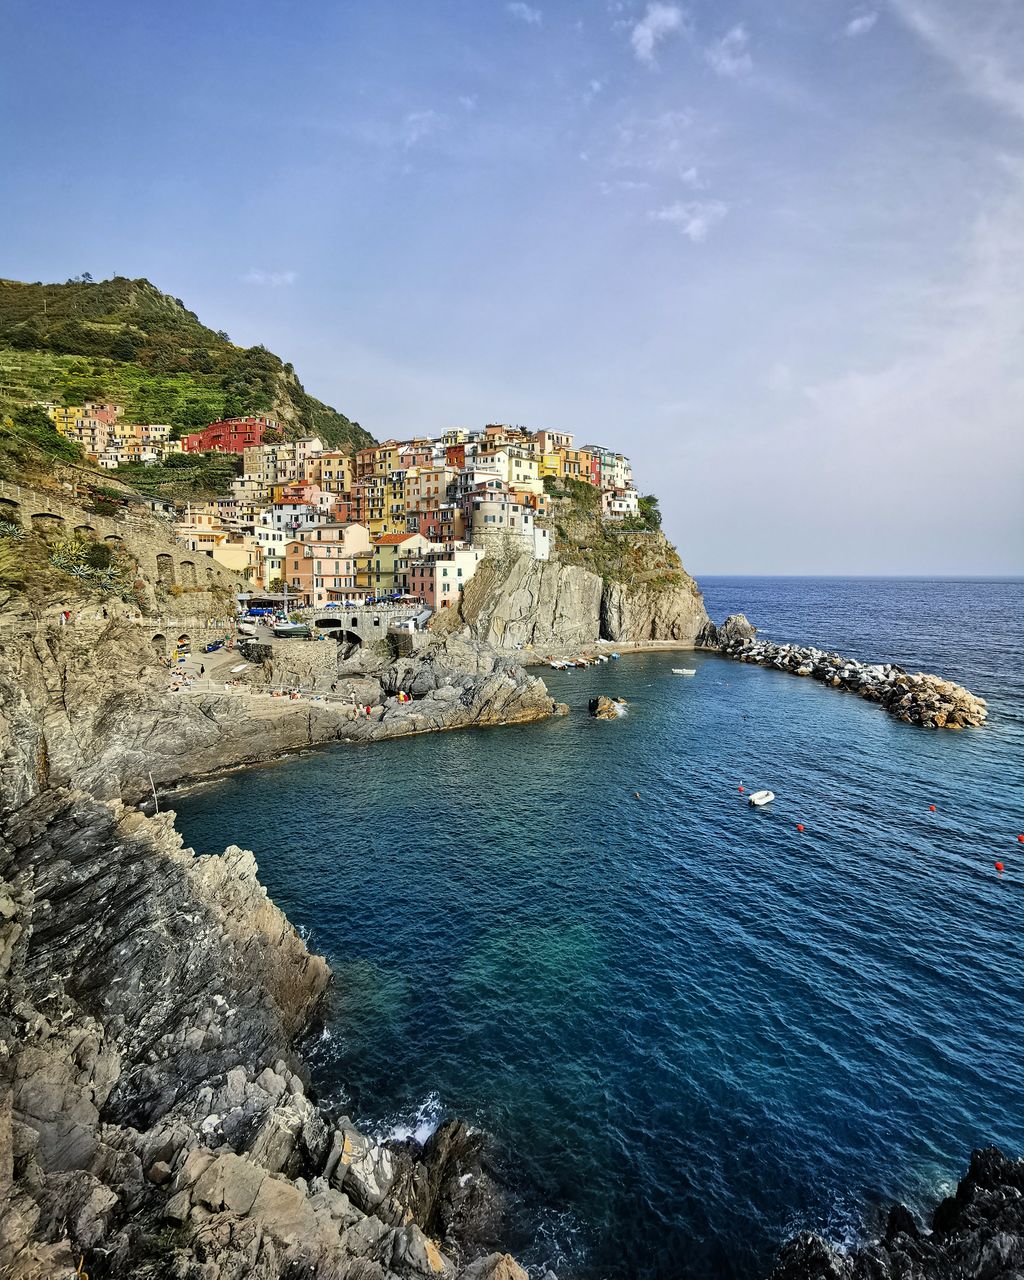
[0, 276, 374, 450]
[542, 476, 699, 596]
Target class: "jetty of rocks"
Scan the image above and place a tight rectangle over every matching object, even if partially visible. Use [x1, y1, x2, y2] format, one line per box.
[711, 615, 987, 730]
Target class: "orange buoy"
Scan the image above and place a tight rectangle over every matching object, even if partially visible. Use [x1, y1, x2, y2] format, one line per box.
[995, 861, 1004, 873]
[1018, 834, 1024, 844]
[929, 804, 936, 812]
[796, 824, 804, 832]
[738, 785, 744, 792]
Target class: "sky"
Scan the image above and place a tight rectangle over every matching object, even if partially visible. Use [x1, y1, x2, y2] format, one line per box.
[2, 0, 1023, 574]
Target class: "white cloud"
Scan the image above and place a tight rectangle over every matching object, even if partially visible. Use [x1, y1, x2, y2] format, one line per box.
[242, 269, 297, 287]
[631, 3, 686, 65]
[507, 2, 542, 26]
[844, 11, 878, 37]
[704, 24, 752, 77]
[458, 94, 478, 112]
[583, 78, 604, 106]
[403, 109, 441, 148]
[681, 165, 705, 189]
[609, 110, 701, 176]
[649, 199, 728, 241]
[598, 178, 651, 194]
[889, 0, 1024, 120]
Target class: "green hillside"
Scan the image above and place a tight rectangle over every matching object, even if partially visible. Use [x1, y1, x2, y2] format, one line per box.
[0, 276, 374, 451]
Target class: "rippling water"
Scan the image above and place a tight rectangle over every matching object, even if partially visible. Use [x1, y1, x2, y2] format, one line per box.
[174, 577, 1024, 1280]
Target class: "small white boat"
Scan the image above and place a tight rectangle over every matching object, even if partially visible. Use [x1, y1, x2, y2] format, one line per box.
[748, 790, 775, 807]
[672, 667, 697, 676]
[237, 622, 258, 637]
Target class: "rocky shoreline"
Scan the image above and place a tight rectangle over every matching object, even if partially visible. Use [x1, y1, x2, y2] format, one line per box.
[0, 789, 525, 1280]
[709, 614, 988, 729]
[773, 1147, 1024, 1280]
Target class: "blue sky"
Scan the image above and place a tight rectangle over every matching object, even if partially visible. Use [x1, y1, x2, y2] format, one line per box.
[2, 0, 1022, 573]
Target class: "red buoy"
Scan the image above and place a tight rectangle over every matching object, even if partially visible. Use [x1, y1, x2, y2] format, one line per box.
[738, 785, 744, 792]
[1018, 834, 1024, 844]
[796, 824, 804, 832]
[995, 861, 1005, 873]
[929, 804, 936, 812]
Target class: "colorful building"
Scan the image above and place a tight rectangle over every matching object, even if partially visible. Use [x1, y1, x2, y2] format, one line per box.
[183, 416, 273, 454]
[408, 545, 485, 608]
[368, 532, 434, 596]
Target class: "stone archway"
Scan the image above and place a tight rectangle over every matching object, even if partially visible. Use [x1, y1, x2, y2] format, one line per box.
[178, 559, 198, 588]
[151, 633, 167, 659]
[176, 633, 192, 654]
[156, 553, 175, 585]
[0, 498, 20, 528]
[74, 523, 96, 535]
[31, 512, 65, 533]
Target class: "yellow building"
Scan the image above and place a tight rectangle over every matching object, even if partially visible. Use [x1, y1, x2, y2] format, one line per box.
[48, 406, 84, 435]
[370, 532, 433, 595]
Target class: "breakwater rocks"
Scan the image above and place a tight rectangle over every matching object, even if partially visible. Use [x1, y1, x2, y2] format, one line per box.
[0, 788, 527, 1280]
[773, 1147, 1024, 1280]
[711, 615, 987, 729]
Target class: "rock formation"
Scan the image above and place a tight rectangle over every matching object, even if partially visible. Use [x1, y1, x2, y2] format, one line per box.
[711, 614, 987, 729]
[589, 695, 627, 720]
[0, 625, 565, 806]
[773, 1148, 1024, 1280]
[456, 548, 711, 653]
[0, 788, 526, 1279]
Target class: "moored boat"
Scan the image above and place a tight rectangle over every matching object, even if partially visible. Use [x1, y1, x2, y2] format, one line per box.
[748, 790, 775, 807]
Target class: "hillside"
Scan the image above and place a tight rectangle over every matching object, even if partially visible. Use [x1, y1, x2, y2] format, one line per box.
[0, 276, 374, 452]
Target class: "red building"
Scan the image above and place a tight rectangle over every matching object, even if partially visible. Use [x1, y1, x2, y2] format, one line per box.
[183, 416, 273, 454]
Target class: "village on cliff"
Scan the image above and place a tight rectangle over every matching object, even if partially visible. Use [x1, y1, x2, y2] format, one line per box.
[43, 403, 641, 610]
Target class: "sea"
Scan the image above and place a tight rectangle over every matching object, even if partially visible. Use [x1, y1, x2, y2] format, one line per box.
[173, 577, 1024, 1280]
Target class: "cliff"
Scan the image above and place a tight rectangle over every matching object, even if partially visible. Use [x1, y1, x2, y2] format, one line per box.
[1, 788, 523, 1280]
[455, 538, 711, 653]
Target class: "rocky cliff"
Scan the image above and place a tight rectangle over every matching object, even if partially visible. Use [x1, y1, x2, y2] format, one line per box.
[0, 624, 563, 807]
[455, 539, 711, 654]
[0, 788, 525, 1280]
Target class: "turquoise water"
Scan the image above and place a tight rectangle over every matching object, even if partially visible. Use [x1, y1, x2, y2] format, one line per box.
[174, 578, 1024, 1280]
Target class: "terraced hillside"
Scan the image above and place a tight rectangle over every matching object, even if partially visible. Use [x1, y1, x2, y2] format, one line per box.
[0, 276, 373, 451]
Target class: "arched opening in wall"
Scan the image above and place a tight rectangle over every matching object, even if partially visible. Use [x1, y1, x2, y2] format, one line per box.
[341, 630, 363, 647]
[156, 553, 174, 585]
[74, 523, 96, 535]
[152, 633, 167, 659]
[178, 559, 198, 588]
[176, 633, 192, 655]
[31, 512, 65, 532]
[0, 499, 21, 528]
[315, 616, 343, 631]
[105, 535, 124, 547]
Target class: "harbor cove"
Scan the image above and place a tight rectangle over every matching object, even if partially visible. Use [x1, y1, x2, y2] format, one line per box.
[3, 4, 1024, 1265]
[172, 577, 1024, 1280]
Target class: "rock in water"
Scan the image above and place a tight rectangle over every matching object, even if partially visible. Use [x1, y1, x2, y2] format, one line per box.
[589, 695, 627, 719]
[771, 1147, 1024, 1280]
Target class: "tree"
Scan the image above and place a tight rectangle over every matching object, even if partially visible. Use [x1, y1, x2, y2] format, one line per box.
[111, 329, 138, 362]
[637, 495, 662, 530]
